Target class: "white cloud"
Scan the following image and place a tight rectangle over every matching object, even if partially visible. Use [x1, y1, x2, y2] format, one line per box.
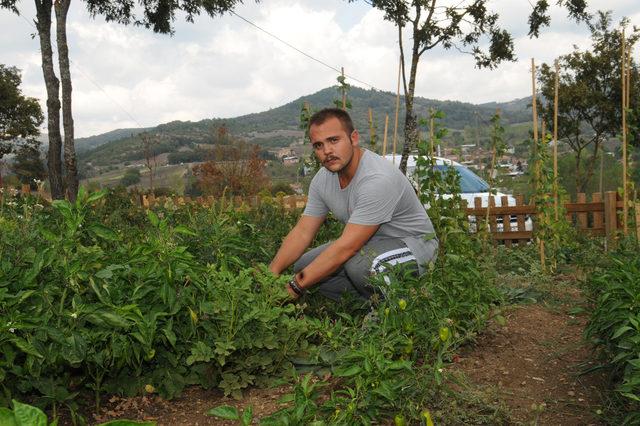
[1, 0, 639, 137]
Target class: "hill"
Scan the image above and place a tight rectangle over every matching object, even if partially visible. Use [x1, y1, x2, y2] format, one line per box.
[77, 86, 533, 174]
[76, 128, 151, 154]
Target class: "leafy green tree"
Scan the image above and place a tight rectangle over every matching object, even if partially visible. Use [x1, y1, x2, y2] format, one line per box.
[271, 181, 294, 196]
[538, 11, 639, 193]
[1, 0, 248, 200]
[0, 64, 44, 186]
[11, 142, 46, 188]
[120, 167, 141, 186]
[557, 151, 622, 198]
[355, 0, 589, 174]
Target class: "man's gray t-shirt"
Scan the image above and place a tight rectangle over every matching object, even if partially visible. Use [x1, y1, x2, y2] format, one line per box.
[303, 149, 437, 270]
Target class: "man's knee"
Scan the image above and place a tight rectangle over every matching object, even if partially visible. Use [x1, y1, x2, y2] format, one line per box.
[293, 242, 331, 273]
[343, 254, 371, 284]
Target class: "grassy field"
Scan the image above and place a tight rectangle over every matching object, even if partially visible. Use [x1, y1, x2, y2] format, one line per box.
[82, 163, 191, 194]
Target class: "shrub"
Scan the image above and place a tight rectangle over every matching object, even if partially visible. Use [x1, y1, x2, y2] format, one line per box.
[585, 241, 640, 424]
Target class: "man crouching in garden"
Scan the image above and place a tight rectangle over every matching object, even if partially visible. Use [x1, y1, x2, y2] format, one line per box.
[269, 108, 438, 301]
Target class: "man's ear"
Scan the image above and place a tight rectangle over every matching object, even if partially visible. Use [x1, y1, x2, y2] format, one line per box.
[350, 130, 360, 147]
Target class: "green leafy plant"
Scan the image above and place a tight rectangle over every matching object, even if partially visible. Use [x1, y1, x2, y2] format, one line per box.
[585, 243, 640, 424]
[207, 404, 253, 426]
[413, 109, 470, 258]
[0, 400, 155, 426]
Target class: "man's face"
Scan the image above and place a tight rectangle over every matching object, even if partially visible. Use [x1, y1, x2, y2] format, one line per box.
[309, 117, 359, 173]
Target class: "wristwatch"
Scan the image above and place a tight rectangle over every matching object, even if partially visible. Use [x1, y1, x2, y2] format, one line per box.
[288, 275, 305, 296]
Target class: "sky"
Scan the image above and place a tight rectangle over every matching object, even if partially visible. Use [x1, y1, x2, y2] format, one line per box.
[1, 0, 639, 138]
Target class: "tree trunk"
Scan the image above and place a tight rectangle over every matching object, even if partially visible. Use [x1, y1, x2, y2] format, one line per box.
[399, 27, 421, 175]
[55, 0, 78, 202]
[575, 148, 584, 193]
[581, 140, 601, 194]
[35, 0, 64, 199]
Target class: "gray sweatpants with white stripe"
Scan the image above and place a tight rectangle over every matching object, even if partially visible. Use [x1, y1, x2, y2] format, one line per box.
[293, 239, 419, 301]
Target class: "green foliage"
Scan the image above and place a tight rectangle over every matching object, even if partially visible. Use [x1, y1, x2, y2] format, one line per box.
[258, 250, 500, 424]
[585, 242, 640, 424]
[556, 150, 624, 199]
[0, 65, 44, 160]
[299, 102, 321, 175]
[333, 74, 352, 110]
[0, 179, 506, 424]
[529, 129, 575, 270]
[413, 110, 470, 256]
[11, 143, 46, 188]
[208, 404, 253, 425]
[0, 188, 320, 419]
[120, 168, 141, 187]
[270, 182, 294, 196]
[538, 11, 640, 193]
[0, 400, 154, 426]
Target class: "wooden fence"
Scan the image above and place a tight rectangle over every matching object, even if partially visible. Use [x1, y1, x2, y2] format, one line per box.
[464, 191, 638, 246]
[5, 185, 639, 245]
[140, 193, 309, 210]
[139, 191, 638, 246]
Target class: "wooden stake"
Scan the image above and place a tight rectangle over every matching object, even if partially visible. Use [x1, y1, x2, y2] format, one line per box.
[532, 58, 545, 270]
[532, 58, 540, 193]
[486, 109, 500, 241]
[626, 45, 632, 230]
[392, 57, 401, 164]
[553, 60, 559, 221]
[341, 67, 346, 110]
[382, 114, 389, 156]
[600, 150, 604, 196]
[429, 108, 435, 157]
[622, 29, 628, 235]
[368, 108, 375, 153]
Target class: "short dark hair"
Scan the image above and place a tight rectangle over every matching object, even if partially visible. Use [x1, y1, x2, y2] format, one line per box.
[308, 108, 355, 135]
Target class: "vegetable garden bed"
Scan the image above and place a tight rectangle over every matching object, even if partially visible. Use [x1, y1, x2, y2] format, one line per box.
[1, 188, 637, 425]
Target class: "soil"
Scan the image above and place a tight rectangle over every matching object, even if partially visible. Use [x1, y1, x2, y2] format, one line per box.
[453, 286, 607, 425]
[89, 384, 292, 425]
[75, 281, 607, 425]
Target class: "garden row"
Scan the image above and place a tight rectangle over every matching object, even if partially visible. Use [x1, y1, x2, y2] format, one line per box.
[0, 188, 501, 424]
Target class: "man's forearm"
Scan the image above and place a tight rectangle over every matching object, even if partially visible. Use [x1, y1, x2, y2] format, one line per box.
[269, 230, 313, 275]
[295, 240, 357, 289]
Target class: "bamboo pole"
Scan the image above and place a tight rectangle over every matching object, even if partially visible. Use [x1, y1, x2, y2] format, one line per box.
[532, 58, 545, 271]
[382, 114, 389, 156]
[600, 150, 604, 196]
[429, 108, 435, 157]
[485, 108, 500, 242]
[392, 57, 401, 164]
[622, 29, 628, 235]
[341, 67, 346, 110]
[553, 60, 560, 221]
[368, 108, 375, 153]
[531, 58, 540, 190]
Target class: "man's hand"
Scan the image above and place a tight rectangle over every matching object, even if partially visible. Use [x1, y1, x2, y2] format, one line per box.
[285, 282, 300, 300]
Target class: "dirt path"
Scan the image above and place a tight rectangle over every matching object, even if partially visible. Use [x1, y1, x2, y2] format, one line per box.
[85, 287, 608, 425]
[454, 296, 606, 425]
[91, 385, 290, 425]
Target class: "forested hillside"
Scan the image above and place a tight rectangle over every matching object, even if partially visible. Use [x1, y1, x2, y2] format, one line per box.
[77, 86, 532, 170]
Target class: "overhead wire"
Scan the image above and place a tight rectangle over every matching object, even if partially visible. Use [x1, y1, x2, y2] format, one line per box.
[229, 10, 379, 90]
[11, 5, 381, 133]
